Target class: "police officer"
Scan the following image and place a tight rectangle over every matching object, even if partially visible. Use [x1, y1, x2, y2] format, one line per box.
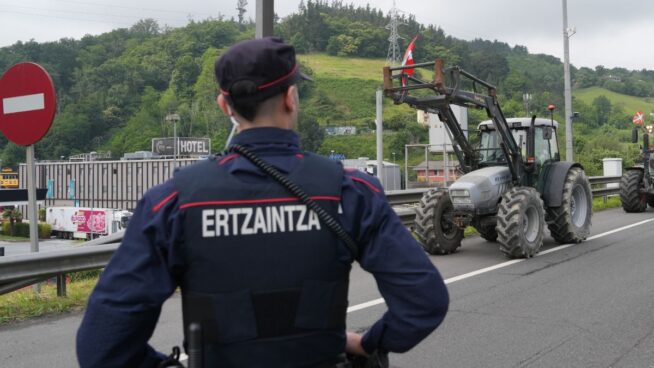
[76, 37, 449, 367]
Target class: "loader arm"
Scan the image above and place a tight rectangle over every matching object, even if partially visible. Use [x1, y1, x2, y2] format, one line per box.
[383, 59, 525, 185]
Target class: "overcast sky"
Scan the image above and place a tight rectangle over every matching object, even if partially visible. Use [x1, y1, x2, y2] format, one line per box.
[1, 0, 653, 71]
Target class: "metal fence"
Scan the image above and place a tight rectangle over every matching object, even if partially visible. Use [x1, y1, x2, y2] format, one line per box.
[16, 158, 199, 219]
[0, 175, 623, 297]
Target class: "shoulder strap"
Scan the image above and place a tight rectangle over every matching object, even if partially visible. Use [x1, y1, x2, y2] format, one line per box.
[228, 144, 360, 260]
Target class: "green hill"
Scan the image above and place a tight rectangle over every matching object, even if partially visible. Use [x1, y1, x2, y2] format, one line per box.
[575, 87, 654, 116]
[298, 54, 414, 127]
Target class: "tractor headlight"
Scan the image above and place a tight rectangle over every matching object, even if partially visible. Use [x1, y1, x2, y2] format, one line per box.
[450, 189, 472, 205]
[449, 189, 470, 198]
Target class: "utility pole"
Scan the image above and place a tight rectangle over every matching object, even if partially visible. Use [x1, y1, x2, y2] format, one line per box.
[562, 0, 575, 162]
[376, 89, 385, 187]
[165, 113, 180, 174]
[256, 0, 274, 38]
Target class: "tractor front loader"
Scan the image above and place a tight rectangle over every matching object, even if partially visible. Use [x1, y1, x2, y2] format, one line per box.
[383, 59, 593, 258]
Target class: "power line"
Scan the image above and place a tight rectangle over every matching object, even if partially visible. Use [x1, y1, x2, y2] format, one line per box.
[0, 4, 188, 23]
[54, 0, 210, 16]
[0, 9, 134, 26]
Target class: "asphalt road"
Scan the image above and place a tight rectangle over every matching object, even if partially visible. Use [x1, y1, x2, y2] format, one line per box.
[0, 238, 79, 257]
[1, 207, 654, 368]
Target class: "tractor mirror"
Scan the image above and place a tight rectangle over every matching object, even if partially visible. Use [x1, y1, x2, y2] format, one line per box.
[632, 128, 639, 143]
[543, 127, 553, 140]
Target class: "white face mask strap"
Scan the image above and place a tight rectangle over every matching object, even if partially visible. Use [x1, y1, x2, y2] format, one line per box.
[225, 115, 240, 150]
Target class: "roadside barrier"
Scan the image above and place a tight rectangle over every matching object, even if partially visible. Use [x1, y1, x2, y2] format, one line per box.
[0, 175, 622, 296]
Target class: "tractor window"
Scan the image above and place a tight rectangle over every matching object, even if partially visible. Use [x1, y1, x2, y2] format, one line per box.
[535, 127, 560, 163]
[479, 129, 527, 164]
[513, 129, 528, 158]
[479, 130, 503, 163]
[532, 127, 561, 163]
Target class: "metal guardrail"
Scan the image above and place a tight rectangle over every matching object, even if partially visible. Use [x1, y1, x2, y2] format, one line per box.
[0, 231, 122, 295]
[0, 175, 623, 296]
[392, 176, 622, 226]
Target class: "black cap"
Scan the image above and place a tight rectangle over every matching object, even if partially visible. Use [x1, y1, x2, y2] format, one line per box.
[215, 37, 311, 105]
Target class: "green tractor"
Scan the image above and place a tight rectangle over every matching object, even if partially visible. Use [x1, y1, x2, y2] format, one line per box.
[383, 59, 593, 258]
[620, 124, 654, 212]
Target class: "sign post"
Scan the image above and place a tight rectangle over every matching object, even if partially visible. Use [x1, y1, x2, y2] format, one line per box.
[0, 62, 57, 262]
[26, 146, 38, 253]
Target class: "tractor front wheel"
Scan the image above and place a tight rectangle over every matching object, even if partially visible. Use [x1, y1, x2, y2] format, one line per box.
[414, 189, 464, 255]
[620, 169, 647, 213]
[497, 187, 546, 258]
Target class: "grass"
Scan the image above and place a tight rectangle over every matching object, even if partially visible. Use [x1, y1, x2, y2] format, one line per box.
[575, 87, 654, 115]
[298, 53, 415, 126]
[0, 234, 29, 241]
[592, 195, 622, 211]
[0, 274, 98, 325]
[298, 53, 386, 81]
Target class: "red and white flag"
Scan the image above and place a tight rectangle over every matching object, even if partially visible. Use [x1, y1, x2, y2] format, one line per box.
[401, 35, 418, 86]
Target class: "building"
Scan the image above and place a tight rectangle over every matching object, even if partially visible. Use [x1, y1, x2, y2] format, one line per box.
[325, 126, 357, 136]
[412, 160, 460, 187]
[341, 158, 402, 191]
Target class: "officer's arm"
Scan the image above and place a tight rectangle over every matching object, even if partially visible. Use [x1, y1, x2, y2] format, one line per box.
[76, 182, 180, 367]
[342, 172, 449, 354]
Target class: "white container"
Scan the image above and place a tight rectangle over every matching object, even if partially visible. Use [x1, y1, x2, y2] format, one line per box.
[602, 158, 623, 189]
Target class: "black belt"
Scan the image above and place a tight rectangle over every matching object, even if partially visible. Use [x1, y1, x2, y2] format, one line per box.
[182, 285, 347, 344]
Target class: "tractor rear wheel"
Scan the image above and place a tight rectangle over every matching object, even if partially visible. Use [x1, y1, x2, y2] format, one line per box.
[414, 189, 463, 255]
[547, 167, 593, 243]
[620, 169, 647, 213]
[497, 187, 545, 258]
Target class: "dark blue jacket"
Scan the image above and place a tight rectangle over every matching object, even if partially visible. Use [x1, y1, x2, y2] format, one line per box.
[76, 127, 449, 367]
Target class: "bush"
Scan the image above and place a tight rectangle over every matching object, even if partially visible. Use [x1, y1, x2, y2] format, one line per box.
[38, 223, 52, 239]
[2, 222, 52, 238]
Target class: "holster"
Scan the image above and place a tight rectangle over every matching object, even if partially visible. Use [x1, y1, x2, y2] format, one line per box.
[347, 350, 390, 368]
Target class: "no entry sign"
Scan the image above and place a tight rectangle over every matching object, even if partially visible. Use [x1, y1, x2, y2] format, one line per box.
[633, 111, 644, 126]
[0, 62, 56, 146]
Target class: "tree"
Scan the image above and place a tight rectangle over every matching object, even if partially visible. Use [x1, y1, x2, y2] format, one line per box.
[298, 114, 324, 152]
[591, 95, 612, 128]
[2, 207, 23, 236]
[236, 0, 248, 24]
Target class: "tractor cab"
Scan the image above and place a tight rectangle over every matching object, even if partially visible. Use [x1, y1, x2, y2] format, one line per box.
[478, 118, 560, 167]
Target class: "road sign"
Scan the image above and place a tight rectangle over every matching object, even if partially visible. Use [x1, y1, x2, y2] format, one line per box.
[0, 62, 56, 146]
[633, 111, 644, 126]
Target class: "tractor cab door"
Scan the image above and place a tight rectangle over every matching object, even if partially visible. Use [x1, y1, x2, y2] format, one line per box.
[534, 126, 561, 188]
[534, 126, 559, 165]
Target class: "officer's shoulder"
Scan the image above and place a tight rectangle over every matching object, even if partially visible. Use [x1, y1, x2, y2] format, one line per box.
[174, 156, 218, 177]
[343, 169, 383, 195]
[142, 180, 179, 213]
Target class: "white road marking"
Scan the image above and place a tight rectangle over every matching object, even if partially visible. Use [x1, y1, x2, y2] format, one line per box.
[346, 217, 654, 313]
[2, 93, 45, 114]
[178, 217, 654, 363]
